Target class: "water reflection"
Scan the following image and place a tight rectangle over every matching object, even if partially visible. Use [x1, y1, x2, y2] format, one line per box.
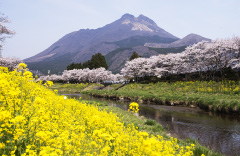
[139, 107, 240, 156]
[62, 92, 240, 156]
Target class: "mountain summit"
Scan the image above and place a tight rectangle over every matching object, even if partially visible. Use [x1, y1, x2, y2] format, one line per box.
[117, 13, 177, 38]
[24, 14, 209, 74]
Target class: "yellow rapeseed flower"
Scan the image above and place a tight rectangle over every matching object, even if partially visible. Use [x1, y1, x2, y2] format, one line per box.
[128, 102, 139, 113]
[0, 67, 196, 155]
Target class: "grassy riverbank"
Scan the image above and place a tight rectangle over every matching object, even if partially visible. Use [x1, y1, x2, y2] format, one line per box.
[50, 83, 90, 92]
[81, 82, 240, 114]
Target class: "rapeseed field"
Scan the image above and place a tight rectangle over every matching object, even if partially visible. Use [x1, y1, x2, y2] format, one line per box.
[0, 63, 195, 155]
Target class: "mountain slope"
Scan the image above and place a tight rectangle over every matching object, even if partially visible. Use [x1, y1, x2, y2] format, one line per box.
[106, 35, 177, 48]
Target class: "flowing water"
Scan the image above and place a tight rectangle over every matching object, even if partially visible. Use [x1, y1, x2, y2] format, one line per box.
[61, 92, 240, 156]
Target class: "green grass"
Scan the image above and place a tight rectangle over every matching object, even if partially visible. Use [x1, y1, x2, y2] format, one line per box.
[50, 82, 91, 92]
[104, 84, 123, 90]
[82, 82, 240, 114]
[144, 119, 157, 126]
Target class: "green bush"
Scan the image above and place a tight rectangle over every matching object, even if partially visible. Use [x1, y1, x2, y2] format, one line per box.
[144, 119, 156, 125]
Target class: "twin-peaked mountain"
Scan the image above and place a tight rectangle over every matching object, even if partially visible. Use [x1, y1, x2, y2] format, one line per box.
[24, 13, 210, 74]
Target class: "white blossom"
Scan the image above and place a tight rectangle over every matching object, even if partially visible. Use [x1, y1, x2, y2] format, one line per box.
[39, 68, 126, 83]
[121, 37, 240, 78]
[0, 57, 22, 70]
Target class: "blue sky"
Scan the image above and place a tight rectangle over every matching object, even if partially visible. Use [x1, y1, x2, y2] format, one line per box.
[1, 0, 240, 60]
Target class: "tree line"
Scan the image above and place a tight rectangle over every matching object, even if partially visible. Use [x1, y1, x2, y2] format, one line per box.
[121, 37, 240, 82]
[67, 51, 140, 71]
[67, 53, 108, 70]
[39, 52, 141, 83]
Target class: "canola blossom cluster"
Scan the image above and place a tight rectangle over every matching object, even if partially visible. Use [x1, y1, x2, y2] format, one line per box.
[128, 102, 139, 113]
[0, 63, 195, 156]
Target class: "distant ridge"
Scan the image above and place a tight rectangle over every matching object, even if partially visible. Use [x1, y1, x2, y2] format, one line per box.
[144, 34, 211, 48]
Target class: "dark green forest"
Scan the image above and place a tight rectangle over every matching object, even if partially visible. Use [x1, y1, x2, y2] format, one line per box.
[67, 53, 108, 70]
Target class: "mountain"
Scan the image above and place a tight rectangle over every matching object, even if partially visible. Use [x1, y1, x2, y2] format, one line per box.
[24, 14, 210, 74]
[144, 33, 211, 48]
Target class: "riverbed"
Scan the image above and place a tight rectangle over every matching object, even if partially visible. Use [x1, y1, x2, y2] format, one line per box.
[62, 92, 240, 156]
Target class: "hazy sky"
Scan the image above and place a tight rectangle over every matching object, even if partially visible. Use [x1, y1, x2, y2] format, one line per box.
[1, 0, 240, 60]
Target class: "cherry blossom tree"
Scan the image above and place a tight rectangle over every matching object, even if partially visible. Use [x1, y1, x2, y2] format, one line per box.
[0, 57, 22, 71]
[121, 37, 240, 80]
[40, 67, 125, 83]
[0, 13, 15, 56]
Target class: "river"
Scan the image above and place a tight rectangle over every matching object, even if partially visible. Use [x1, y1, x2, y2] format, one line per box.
[62, 92, 240, 156]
